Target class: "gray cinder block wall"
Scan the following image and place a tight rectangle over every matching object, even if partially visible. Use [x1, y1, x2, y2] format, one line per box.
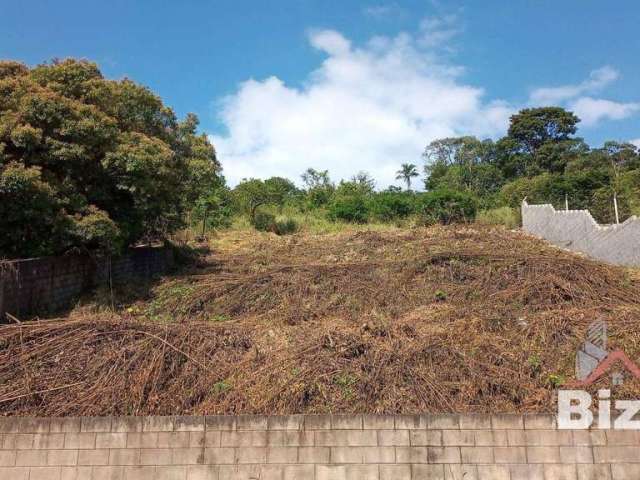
[0, 247, 174, 322]
[0, 414, 637, 480]
[521, 200, 640, 267]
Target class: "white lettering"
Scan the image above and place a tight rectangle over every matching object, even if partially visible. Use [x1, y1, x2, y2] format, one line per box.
[558, 390, 593, 429]
[614, 400, 640, 430]
[598, 389, 611, 429]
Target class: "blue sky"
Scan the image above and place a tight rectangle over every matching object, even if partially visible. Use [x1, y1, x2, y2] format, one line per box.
[2, 0, 639, 186]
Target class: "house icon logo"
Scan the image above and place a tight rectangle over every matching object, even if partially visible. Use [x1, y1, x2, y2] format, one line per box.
[573, 320, 640, 387]
[558, 321, 640, 430]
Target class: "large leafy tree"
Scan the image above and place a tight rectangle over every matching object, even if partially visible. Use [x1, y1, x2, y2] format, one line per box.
[507, 107, 579, 154]
[498, 107, 585, 177]
[0, 59, 221, 258]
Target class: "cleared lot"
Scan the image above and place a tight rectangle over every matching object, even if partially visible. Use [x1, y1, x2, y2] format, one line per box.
[1, 226, 639, 415]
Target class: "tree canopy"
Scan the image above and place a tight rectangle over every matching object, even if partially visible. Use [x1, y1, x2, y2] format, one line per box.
[422, 107, 640, 223]
[0, 59, 222, 258]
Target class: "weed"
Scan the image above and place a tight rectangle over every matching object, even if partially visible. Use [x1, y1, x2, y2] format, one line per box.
[527, 354, 542, 375]
[212, 381, 231, 394]
[547, 373, 565, 388]
[146, 281, 196, 318]
[434, 290, 448, 301]
[334, 373, 358, 399]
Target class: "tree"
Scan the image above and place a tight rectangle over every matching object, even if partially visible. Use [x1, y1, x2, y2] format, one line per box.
[233, 179, 277, 221]
[498, 107, 583, 178]
[264, 176, 299, 210]
[423, 137, 495, 168]
[0, 58, 222, 257]
[352, 171, 376, 192]
[507, 107, 580, 155]
[301, 168, 331, 189]
[430, 163, 504, 202]
[423, 137, 502, 201]
[301, 168, 335, 208]
[191, 177, 232, 236]
[395, 163, 419, 190]
[419, 108, 640, 223]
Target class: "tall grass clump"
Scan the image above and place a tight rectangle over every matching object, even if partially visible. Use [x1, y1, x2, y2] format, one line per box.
[274, 217, 299, 235]
[476, 207, 520, 228]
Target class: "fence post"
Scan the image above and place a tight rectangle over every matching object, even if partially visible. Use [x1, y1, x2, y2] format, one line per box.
[614, 191, 620, 224]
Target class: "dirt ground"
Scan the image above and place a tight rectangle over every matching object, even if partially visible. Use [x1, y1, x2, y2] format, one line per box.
[2, 225, 640, 416]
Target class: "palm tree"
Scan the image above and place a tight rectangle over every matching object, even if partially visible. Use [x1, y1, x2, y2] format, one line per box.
[395, 163, 419, 190]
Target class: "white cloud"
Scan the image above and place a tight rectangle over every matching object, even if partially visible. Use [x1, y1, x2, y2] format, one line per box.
[630, 139, 640, 149]
[529, 66, 618, 105]
[364, 3, 405, 19]
[529, 66, 639, 128]
[212, 25, 512, 187]
[308, 30, 351, 56]
[418, 14, 461, 49]
[569, 97, 640, 127]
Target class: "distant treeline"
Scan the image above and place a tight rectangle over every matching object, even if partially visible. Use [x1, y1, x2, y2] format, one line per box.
[226, 106, 639, 230]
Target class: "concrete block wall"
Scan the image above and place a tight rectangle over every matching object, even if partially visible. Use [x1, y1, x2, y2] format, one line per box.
[521, 200, 640, 267]
[0, 247, 173, 322]
[0, 414, 639, 479]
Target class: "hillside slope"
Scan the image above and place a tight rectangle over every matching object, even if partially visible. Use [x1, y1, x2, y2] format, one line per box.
[1, 226, 639, 415]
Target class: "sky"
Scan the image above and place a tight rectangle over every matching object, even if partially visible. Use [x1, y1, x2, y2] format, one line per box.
[1, 0, 639, 188]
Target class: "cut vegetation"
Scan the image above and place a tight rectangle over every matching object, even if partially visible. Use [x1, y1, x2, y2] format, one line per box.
[1, 225, 639, 416]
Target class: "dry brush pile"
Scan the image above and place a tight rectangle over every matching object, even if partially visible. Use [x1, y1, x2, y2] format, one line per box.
[1, 226, 640, 416]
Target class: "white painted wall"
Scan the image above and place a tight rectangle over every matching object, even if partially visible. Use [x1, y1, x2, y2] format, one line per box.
[522, 200, 640, 267]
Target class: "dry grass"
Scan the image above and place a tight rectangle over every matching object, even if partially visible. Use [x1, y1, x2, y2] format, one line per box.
[1, 225, 640, 416]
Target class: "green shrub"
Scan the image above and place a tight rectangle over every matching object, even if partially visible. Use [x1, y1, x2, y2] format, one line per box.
[417, 189, 477, 225]
[500, 173, 566, 208]
[251, 211, 276, 232]
[368, 191, 415, 221]
[306, 186, 335, 209]
[274, 217, 298, 235]
[328, 195, 369, 223]
[475, 206, 520, 228]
